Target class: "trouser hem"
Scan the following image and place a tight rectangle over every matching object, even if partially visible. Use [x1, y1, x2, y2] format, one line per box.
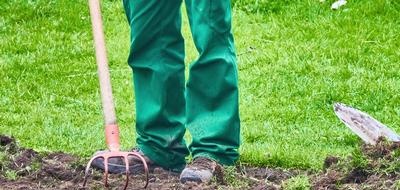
[192, 152, 237, 166]
[138, 144, 187, 172]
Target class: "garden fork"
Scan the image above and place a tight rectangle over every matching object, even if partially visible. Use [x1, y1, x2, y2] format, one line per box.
[83, 0, 148, 189]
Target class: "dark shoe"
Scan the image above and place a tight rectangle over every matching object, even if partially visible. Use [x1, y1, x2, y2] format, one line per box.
[179, 157, 221, 183]
[90, 149, 157, 174]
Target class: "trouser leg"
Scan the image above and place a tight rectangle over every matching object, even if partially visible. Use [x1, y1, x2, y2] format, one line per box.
[184, 0, 240, 165]
[123, 0, 188, 171]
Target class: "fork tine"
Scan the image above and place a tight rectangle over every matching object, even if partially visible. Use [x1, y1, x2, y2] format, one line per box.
[83, 155, 103, 188]
[123, 155, 130, 190]
[128, 152, 149, 188]
[103, 155, 109, 187]
[83, 151, 150, 189]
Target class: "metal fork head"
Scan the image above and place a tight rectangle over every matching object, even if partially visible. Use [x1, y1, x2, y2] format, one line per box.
[82, 151, 149, 189]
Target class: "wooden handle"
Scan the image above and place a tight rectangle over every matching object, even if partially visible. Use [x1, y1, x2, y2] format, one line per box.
[88, 0, 117, 125]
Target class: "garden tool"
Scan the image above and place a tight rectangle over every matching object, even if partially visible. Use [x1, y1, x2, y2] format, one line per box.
[83, 0, 149, 189]
[334, 102, 400, 145]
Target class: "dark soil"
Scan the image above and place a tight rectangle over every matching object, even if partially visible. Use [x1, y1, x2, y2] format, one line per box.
[1, 135, 400, 190]
[312, 137, 400, 190]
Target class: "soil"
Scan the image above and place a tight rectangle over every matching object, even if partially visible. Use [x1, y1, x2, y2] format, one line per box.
[312, 137, 400, 190]
[1, 135, 400, 190]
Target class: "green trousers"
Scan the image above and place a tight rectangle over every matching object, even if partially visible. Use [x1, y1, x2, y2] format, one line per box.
[123, 0, 240, 171]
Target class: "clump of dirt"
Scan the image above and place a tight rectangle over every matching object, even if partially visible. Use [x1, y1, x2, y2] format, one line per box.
[0, 135, 14, 146]
[0, 135, 86, 189]
[362, 137, 400, 159]
[312, 137, 400, 190]
[239, 166, 300, 190]
[323, 156, 339, 168]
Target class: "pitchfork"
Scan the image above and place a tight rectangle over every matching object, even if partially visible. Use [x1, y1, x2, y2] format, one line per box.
[83, 0, 149, 189]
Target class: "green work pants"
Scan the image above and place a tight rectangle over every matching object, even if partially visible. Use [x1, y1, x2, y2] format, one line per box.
[123, 0, 240, 171]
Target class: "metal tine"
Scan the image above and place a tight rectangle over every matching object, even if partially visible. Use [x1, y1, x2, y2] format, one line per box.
[124, 156, 130, 190]
[82, 152, 150, 189]
[104, 155, 109, 187]
[128, 152, 149, 188]
[83, 155, 103, 187]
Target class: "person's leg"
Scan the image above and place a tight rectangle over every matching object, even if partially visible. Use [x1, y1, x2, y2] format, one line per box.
[184, 0, 240, 166]
[123, 0, 188, 171]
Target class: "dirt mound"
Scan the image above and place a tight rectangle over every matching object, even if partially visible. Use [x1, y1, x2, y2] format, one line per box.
[2, 134, 400, 189]
[0, 135, 294, 189]
[313, 137, 400, 190]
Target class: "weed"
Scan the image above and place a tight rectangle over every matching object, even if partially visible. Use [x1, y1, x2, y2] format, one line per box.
[392, 148, 400, 158]
[282, 175, 311, 190]
[28, 160, 42, 173]
[394, 180, 400, 190]
[350, 148, 369, 169]
[0, 151, 9, 168]
[223, 166, 250, 188]
[4, 170, 18, 181]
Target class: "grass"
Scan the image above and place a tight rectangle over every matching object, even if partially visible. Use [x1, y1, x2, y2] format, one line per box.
[1, 0, 399, 171]
[282, 175, 311, 190]
[234, 0, 400, 169]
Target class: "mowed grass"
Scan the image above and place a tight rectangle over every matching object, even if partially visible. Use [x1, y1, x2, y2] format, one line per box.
[1, 0, 399, 170]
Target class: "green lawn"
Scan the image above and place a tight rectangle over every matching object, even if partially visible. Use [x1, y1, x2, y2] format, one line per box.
[1, 0, 399, 170]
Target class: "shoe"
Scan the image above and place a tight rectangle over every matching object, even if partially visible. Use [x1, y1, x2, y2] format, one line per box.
[179, 157, 221, 184]
[90, 149, 156, 174]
